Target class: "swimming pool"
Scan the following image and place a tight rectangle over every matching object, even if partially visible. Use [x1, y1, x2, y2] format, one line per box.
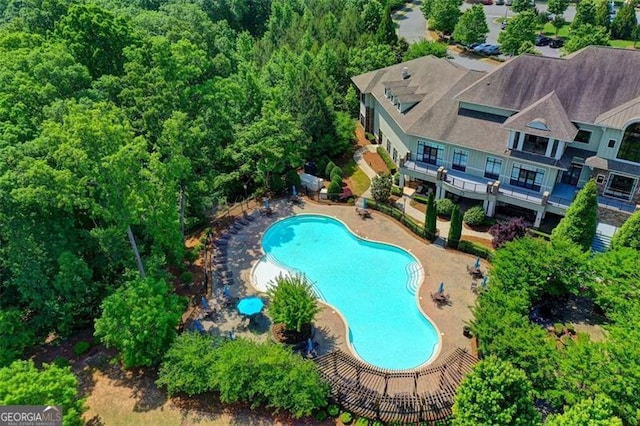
[253, 214, 440, 370]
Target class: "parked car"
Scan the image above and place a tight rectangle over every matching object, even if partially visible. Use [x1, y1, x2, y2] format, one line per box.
[468, 42, 483, 50]
[481, 44, 500, 55]
[535, 35, 552, 46]
[549, 38, 564, 48]
[495, 0, 505, 4]
[501, 21, 507, 30]
[473, 43, 490, 53]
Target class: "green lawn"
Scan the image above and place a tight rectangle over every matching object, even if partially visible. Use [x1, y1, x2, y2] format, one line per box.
[340, 158, 370, 196]
[540, 22, 570, 38]
[609, 39, 639, 48]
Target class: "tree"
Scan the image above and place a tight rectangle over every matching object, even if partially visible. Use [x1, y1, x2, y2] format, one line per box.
[488, 217, 528, 249]
[448, 206, 462, 249]
[0, 360, 85, 426]
[633, 24, 640, 47]
[371, 174, 393, 204]
[611, 0, 638, 39]
[546, 395, 623, 425]
[0, 309, 34, 367]
[424, 192, 437, 239]
[498, 10, 537, 55]
[157, 333, 220, 396]
[376, 2, 398, 45]
[551, 179, 598, 251]
[267, 274, 320, 333]
[510, 0, 535, 13]
[421, 0, 435, 20]
[548, 0, 571, 36]
[565, 23, 610, 52]
[452, 356, 540, 425]
[94, 276, 185, 368]
[595, 0, 612, 29]
[347, 42, 397, 76]
[360, 0, 384, 33]
[571, 0, 598, 30]
[429, 0, 463, 35]
[590, 247, 640, 315]
[403, 40, 448, 60]
[452, 5, 489, 46]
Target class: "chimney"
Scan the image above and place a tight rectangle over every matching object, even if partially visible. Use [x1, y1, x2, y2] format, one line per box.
[401, 67, 410, 79]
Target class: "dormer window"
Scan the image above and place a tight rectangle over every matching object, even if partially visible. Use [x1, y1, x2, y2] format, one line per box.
[526, 119, 549, 131]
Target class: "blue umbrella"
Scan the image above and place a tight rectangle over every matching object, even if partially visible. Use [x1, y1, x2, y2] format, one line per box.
[307, 338, 314, 353]
[237, 296, 264, 316]
[292, 185, 297, 196]
[474, 257, 480, 269]
[438, 282, 444, 294]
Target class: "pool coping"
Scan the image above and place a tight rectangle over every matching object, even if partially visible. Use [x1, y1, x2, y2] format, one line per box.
[249, 212, 443, 371]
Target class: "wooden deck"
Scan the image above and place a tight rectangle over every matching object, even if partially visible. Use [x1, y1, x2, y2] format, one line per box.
[314, 348, 477, 423]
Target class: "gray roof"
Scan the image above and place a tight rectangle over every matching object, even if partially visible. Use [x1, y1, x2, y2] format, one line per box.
[585, 156, 640, 175]
[455, 46, 640, 124]
[596, 98, 640, 129]
[502, 92, 578, 141]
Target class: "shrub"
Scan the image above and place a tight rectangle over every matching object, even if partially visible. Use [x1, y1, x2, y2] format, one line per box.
[53, 357, 71, 368]
[330, 166, 343, 181]
[365, 132, 376, 142]
[393, 173, 400, 185]
[371, 174, 393, 204]
[457, 240, 493, 259]
[327, 404, 340, 416]
[269, 173, 285, 194]
[325, 161, 337, 179]
[284, 169, 301, 189]
[551, 179, 598, 251]
[184, 248, 199, 264]
[376, 146, 397, 174]
[355, 417, 369, 426]
[463, 205, 486, 227]
[327, 180, 342, 201]
[180, 271, 193, 284]
[489, 217, 528, 249]
[73, 341, 91, 356]
[391, 186, 403, 197]
[424, 192, 438, 241]
[436, 198, 455, 218]
[339, 411, 354, 424]
[315, 409, 328, 421]
[553, 323, 565, 336]
[267, 274, 320, 333]
[413, 194, 429, 204]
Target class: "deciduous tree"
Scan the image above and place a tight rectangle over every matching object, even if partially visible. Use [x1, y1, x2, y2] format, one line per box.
[452, 356, 540, 425]
[546, 395, 622, 425]
[94, 276, 185, 368]
[403, 40, 448, 60]
[429, 0, 463, 35]
[611, 0, 638, 39]
[510, 0, 535, 13]
[566, 23, 610, 52]
[267, 273, 320, 333]
[452, 5, 489, 46]
[498, 10, 537, 56]
[0, 360, 85, 426]
[571, 0, 598, 30]
[371, 174, 393, 204]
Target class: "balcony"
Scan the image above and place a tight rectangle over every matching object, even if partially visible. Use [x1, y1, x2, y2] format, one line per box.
[549, 183, 637, 212]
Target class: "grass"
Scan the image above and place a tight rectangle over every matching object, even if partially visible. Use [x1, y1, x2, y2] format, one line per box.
[609, 39, 639, 48]
[340, 158, 370, 196]
[540, 22, 570, 38]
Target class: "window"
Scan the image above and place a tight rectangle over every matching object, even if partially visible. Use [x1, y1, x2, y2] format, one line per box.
[452, 149, 468, 172]
[573, 129, 591, 144]
[386, 140, 391, 152]
[617, 123, 640, 163]
[360, 92, 366, 103]
[608, 139, 616, 148]
[605, 173, 636, 200]
[417, 141, 444, 165]
[484, 157, 502, 180]
[510, 163, 545, 191]
[392, 148, 398, 162]
[522, 134, 550, 155]
[596, 174, 605, 184]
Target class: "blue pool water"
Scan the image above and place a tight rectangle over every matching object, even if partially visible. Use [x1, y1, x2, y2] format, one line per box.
[261, 214, 440, 370]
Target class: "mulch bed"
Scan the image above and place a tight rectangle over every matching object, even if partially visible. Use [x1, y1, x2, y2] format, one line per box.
[363, 151, 389, 175]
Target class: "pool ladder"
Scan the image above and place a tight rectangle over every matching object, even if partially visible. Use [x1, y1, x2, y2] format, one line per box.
[405, 263, 424, 295]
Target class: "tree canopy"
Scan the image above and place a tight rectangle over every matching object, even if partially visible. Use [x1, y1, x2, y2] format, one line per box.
[452, 5, 489, 46]
[551, 179, 599, 251]
[498, 11, 537, 56]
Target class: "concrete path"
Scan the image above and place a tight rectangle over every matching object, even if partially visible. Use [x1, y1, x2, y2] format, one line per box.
[353, 143, 492, 242]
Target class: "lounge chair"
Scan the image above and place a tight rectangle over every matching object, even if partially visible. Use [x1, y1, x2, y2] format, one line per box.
[356, 207, 371, 219]
[259, 207, 273, 216]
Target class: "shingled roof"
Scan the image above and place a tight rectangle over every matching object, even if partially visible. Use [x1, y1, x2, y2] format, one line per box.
[502, 91, 578, 141]
[455, 46, 640, 124]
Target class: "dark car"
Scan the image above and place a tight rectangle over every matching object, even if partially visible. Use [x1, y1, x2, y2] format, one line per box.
[549, 38, 564, 48]
[535, 35, 552, 46]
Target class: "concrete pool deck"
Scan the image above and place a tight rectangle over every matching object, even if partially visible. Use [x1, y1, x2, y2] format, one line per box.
[214, 198, 484, 367]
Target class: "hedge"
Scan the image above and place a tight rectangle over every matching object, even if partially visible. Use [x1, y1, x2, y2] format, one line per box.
[376, 146, 397, 174]
[436, 198, 456, 218]
[413, 194, 429, 204]
[457, 240, 493, 259]
[391, 186, 403, 197]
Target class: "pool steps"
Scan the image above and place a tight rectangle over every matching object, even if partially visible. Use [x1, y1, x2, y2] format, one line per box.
[405, 262, 424, 295]
[263, 253, 327, 301]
